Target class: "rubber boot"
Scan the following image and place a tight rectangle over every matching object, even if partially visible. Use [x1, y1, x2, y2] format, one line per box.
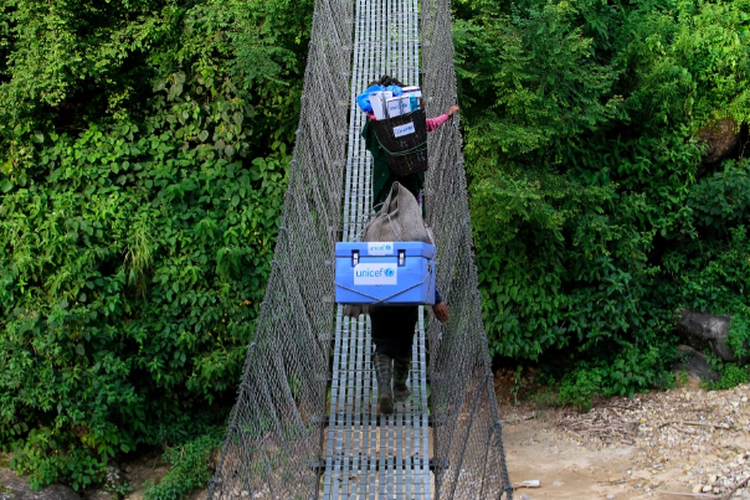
[374, 353, 394, 414]
[393, 357, 412, 403]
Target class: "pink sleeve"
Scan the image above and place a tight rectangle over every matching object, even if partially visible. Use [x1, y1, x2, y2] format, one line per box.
[426, 113, 450, 132]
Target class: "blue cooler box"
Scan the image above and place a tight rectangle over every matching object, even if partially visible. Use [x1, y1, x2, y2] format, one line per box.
[335, 241, 436, 305]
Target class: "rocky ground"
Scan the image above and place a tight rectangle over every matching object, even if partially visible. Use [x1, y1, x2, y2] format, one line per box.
[500, 380, 750, 500]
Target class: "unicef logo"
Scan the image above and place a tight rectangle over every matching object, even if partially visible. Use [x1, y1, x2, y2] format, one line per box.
[352, 264, 398, 284]
[367, 242, 394, 255]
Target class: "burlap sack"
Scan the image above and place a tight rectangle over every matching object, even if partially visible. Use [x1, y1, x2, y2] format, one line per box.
[362, 181, 434, 244]
[343, 182, 433, 317]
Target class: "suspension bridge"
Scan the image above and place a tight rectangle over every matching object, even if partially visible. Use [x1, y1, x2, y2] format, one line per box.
[206, 0, 513, 497]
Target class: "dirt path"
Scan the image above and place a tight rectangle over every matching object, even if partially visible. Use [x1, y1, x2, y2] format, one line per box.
[503, 418, 636, 499]
[499, 381, 750, 499]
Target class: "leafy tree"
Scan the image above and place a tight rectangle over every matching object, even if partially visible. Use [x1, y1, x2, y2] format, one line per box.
[454, 0, 750, 403]
[1, 0, 312, 489]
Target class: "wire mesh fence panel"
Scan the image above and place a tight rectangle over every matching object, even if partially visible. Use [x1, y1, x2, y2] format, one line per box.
[206, 0, 352, 497]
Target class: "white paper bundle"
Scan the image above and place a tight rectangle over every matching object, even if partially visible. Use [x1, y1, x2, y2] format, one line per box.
[401, 86, 422, 99]
[386, 97, 402, 118]
[370, 91, 392, 120]
[401, 96, 412, 114]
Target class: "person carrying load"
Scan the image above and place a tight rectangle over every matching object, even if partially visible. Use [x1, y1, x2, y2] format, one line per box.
[359, 75, 459, 208]
[356, 75, 457, 414]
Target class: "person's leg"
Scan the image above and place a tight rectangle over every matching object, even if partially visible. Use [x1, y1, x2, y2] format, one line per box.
[372, 351, 394, 414]
[370, 306, 418, 412]
[371, 307, 417, 355]
[370, 306, 394, 414]
[393, 357, 412, 403]
[392, 307, 417, 402]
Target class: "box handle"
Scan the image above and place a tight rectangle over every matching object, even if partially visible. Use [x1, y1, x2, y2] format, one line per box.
[352, 250, 359, 267]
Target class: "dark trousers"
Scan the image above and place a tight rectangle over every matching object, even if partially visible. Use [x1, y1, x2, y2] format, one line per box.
[369, 305, 418, 359]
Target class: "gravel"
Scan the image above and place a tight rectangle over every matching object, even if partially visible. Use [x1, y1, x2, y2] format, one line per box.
[554, 382, 750, 499]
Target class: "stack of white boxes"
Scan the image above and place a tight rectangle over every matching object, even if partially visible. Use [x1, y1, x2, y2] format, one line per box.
[369, 86, 422, 120]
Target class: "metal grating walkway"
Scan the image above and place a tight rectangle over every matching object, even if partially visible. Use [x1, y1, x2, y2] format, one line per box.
[322, 0, 429, 497]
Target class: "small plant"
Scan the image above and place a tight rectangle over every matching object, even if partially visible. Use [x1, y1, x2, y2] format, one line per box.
[727, 308, 750, 360]
[555, 367, 604, 412]
[511, 365, 524, 406]
[529, 386, 557, 409]
[143, 431, 223, 500]
[114, 481, 132, 498]
[703, 362, 750, 391]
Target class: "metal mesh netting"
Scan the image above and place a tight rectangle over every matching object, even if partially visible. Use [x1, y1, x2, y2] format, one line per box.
[206, 0, 512, 496]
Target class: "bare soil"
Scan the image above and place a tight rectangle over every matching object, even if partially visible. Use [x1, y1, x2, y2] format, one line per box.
[498, 380, 750, 500]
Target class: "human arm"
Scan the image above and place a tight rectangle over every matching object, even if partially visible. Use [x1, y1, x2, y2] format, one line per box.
[432, 302, 449, 323]
[432, 289, 449, 323]
[425, 106, 460, 132]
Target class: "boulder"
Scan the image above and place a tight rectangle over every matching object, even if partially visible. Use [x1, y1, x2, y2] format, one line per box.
[695, 117, 739, 166]
[676, 310, 739, 362]
[673, 345, 720, 383]
[0, 468, 80, 500]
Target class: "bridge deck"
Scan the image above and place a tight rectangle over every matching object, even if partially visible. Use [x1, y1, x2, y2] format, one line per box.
[322, 0, 430, 496]
[322, 315, 431, 499]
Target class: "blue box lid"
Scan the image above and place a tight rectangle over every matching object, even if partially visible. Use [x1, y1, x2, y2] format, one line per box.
[335, 241, 435, 259]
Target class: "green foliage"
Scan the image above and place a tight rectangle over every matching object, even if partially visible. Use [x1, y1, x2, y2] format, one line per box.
[687, 164, 750, 237]
[455, 0, 750, 398]
[663, 222, 750, 321]
[1, 0, 312, 490]
[703, 357, 750, 391]
[143, 431, 222, 500]
[9, 427, 107, 491]
[555, 366, 603, 412]
[727, 310, 750, 360]
[675, 370, 689, 387]
[553, 337, 676, 411]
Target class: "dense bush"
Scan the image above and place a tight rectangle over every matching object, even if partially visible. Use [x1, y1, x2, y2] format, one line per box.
[454, 0, 750, 402]
[1, 0, 312, 489]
